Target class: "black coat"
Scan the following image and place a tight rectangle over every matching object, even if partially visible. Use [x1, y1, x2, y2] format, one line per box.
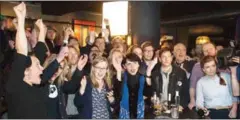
[151, 64, 190, 108]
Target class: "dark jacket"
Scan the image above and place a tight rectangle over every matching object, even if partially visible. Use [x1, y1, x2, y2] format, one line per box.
[151, 64, 190, 108]
[6, 53, 59, 119]
[174, 60, 197, 74]
[73, 69, 113, 119]
[112, 73, 153, 119]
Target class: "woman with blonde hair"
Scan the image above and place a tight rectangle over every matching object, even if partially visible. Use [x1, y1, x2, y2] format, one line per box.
[62, 45, 81, 119]
[108, 49, 124, 80]
[42, 54, 69, 119]
[74, 55, 115, 119]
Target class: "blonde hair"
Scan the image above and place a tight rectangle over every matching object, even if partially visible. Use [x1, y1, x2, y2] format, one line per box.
[108, 49, 123, 79]
[90, 56, 111, 89]
[66, 45, 80, 80]
[127, 44, 141, 54]
[43, 54, 69, 85]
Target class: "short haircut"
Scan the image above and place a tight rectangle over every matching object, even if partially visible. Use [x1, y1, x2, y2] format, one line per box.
[141, 41, 154, 50]
[123, 53, 141, 65]
[158, 47, 173, 57]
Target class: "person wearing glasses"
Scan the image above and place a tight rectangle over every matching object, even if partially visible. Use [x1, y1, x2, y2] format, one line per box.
[74, 55, 115, 119]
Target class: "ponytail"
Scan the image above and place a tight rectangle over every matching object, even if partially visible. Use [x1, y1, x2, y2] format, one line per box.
[216, 72, 226, 86]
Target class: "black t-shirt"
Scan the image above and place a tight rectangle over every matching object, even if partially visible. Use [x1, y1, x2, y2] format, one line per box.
[6, 53, 49, 119]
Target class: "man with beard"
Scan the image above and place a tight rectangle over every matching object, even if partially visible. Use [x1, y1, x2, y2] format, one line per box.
[112, 53, 152, 119]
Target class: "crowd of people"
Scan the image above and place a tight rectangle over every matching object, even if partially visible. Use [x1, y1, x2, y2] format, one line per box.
[0, 2, 240, 119]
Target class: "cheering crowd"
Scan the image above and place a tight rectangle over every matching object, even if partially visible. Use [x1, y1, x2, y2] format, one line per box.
[0, 2, 240, 119]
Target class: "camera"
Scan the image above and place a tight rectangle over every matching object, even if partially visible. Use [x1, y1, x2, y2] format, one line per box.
[217, 40, 240, 69]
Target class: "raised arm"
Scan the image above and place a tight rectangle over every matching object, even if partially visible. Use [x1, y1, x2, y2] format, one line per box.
[14, 2, 27, 56]
[34, 19, 49, 65]
[41, 46, 69, 83]
[146, 57, 158, 86]
[62, 55, 88, 93]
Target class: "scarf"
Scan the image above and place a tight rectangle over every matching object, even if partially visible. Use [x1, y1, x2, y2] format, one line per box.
[119, 72, 145, 119]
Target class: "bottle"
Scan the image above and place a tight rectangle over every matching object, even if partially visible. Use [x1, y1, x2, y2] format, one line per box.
[175, 91, 180, 107]
[168, 93, 171, 109]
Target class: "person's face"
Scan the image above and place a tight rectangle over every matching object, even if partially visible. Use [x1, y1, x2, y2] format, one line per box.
[173, 44, 187, 63]
[159, 51, 173, 67]
[95, 38, 105, 52]
[116, 44, 124, 53]
[68, 48, 79, 65]
[133, 48, 143, 60]
[25, 28, 32, 40]
[47, 29, 56, 41]
[1, 19, 7, 29]
[112, 38, 122, 45]
[51, 61, 65, 81]
[90, 46, 101, 62]
[125, 60, 139, 75]
[143, 46, 154, 61]
[112, 51, 123, 64]
[27, 56, 43, 84]
[93, 61, 108, 80]
[203, 60, 217, 76]
[202, 43, 216, 57]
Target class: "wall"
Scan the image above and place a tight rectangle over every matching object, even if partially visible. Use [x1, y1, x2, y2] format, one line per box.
[0, 1, 102, 33]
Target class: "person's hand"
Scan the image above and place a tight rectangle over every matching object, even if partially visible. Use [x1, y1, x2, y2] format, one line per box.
[229, 107, 237, 118]
[8, 40, 15, 49]
[185, 56, 192, 61]
[104, 18, 109, 26]
[106, 90, 114, 103]
[188, 101, 195, 110]
[35, 19, 45, 30]
[89, 31, 96, 45]
[102, 28, 110, 38]
[147, 57, 158, 73]
[35, 19, 47, 42]
[232, 56, 240, 64]
[79, 76, 87, 95]
[56, 46, 69, 63]
[13, 2, 26, 20]
[63, 26, 74, 40]
[77, 55, 88, 71]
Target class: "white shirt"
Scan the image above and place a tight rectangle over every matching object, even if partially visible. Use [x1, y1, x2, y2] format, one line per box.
[196, 72, 238, 109]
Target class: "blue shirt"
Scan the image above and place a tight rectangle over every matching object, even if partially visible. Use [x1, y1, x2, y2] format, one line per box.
[196, 72, 238, 109]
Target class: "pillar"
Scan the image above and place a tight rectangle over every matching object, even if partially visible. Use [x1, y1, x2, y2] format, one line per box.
[129, 1, 160, 48]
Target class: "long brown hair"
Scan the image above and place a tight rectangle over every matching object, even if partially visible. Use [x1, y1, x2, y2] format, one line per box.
[200, 56, 226, 86]
[90, 56, 111, 89]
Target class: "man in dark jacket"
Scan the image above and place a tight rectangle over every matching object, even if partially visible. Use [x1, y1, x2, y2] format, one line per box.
[148, 47, 190, 108]
[173, 43, 197, 79]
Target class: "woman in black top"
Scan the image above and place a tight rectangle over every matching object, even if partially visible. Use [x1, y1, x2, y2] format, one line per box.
[5, 3, 68, 119]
